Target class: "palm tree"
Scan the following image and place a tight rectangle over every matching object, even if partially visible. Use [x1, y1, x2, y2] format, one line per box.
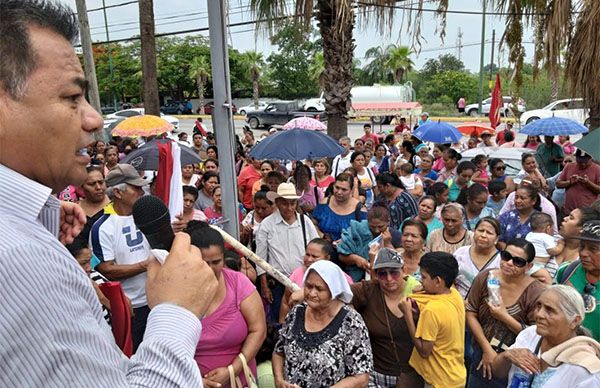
[386, 45, 414, 84]
[189, 56, 211, 114]
[241, 51, 265, 109]
[364, 45, 389, 84]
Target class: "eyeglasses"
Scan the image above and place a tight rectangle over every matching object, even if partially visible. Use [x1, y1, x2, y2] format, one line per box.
[583, 283, 597, 313]
[376, 269, 403, 280]
[495, 166, 506, 170]
[500, 251, 529, 268]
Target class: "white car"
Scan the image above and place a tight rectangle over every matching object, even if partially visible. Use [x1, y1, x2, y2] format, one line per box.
[238, 101, 268, 116]
[462, 147, 530, 178]
[519, 98, 590, 127]
[465, 96, 526, 117]
[105, 108, 179, 129]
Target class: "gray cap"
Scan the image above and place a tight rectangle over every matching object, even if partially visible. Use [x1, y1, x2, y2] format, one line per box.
[105, 164, 148, 187]
[372, 248, 404, 270]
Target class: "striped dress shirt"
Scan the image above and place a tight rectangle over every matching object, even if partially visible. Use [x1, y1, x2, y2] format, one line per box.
[0, 164, 203, 387]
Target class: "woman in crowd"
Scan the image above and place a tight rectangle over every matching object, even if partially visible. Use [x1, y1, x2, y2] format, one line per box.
[375, 173, 418, 231]
[310, 158, 335, 199]
[454, 217, 501, 299]
[556, 207, 600, 265]
[400, 140, 418, 168]
[104, 145, 119, 175]
[203, 158, 219, 174]
[431, 144, 447, 172]
[351, 151, 377, 208]
[427, 203, 474, 254]
[251, 160, 275, 196]
[428, 181, 449, 218]
[523, 135, 541, 151]
[436, 148, 462, 182]
[78, 165, 110, 225]
[204, 186, 244, 227]
[240, 189, 276, 251]
[447, 161, 476, 202]
[273, 261, 373, 388]
[372, 144, 392, 175]
[290, 162, 317, 213]
[93, 140, 106, 156]
[187, 221, 266, 388]
[556, 135, 575, 155]
[182, 163, 201, 188]
[396, 219, 428, 279]
[178, 186, 207, 225]
[338, 205, 400, 282]
[459, 183, 494, 230]
[514, 153, 548, 192]
[556, 220, 600, 340]
[414, 153, 438, 190]
[489, 158, 516, 193]
[498, 185, 540, 249]
[206, 145, 218, 160]
[405, 195, 443, 238]
[313, 173, 367, 244]
[492, 285, 600, 386]
[195, 171, 220, 211]
[352, 248, 423, 387]
[466, 238, 545, 387]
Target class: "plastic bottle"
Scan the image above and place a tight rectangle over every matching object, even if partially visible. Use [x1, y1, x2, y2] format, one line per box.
[487, 271, 503, 307]
[509, 370, 531, 388]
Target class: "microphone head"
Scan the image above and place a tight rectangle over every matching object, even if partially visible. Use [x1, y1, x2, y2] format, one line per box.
[132, 195, 170, 235]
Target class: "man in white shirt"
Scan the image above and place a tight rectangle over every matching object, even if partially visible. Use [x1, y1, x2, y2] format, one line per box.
[331, 136, 354, 177]
[0, 1, 217, 385]
[91, 164, 153, 351]
[256, 183, 318, 321]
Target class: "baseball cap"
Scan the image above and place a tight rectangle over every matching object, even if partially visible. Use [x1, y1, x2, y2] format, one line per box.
[372, 248, 404, 270]
[572, 220, 600, 243]
[576, 149, 592, 160]
[105, 164, 148, 187]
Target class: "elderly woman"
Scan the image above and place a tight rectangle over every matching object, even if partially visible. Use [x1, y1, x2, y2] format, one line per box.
[454, 217, 502, 299]
[492, 285, 600, 386]
[403, 195, 443, 237]
[498, 185, 541, 250]
[396, 219, 429, 279]
[352, 248, 422, 387]
[557, 220, 600, 340]
[466, 238, 545, 387]
[273, 260, 373, 388]
[187, 221, 266, 388]
[427, 203, 474, 254]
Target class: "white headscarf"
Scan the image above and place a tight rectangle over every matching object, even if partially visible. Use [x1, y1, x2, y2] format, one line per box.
[303, 261, 353, 304]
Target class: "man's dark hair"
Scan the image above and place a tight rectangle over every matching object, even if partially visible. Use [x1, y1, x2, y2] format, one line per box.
[419, 252, 459, 288]
[0, 0, 79, 99]
[488, 180, 507, 195]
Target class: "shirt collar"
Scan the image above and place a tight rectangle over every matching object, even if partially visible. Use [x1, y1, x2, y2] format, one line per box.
[274, 210, 299, 226]
[0, 164, 54, 221]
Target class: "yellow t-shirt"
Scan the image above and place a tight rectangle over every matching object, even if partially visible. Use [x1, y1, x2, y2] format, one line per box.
[409, 287, 466, 388]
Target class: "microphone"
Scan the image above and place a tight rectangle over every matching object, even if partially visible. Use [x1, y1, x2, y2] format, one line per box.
[132, 195, 175, 251]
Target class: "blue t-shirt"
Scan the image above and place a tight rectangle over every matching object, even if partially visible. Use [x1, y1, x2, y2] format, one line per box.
[312, 203, 367, 242]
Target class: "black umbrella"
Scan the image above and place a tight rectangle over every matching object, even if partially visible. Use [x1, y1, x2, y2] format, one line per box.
[121, 138, 201, 170]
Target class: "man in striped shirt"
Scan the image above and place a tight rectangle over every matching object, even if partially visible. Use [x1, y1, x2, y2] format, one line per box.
[0, 1, 218, 386]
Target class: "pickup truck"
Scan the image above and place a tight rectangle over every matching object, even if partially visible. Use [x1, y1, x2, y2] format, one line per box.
[245, 100, 326, 129]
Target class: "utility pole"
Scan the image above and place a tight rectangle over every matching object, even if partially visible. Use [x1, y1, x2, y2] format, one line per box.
[139, 0, 160, 115]
[207, 0, 240, 238]
[75, 0, 101, 115]
[457, 28, 463, 61]
[101, 0, 117, 110]
[477, 0, 487, 115]
[489, 29, 496, 90]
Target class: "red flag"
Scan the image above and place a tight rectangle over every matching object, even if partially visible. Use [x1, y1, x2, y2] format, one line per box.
[194, 119, 207, 137]
[154, 141, 173, 205]
[489, 73, 502, 129]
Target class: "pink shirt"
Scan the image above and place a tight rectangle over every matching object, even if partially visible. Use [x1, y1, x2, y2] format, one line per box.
[432, 157, 445, 172]
[289, 265, 354, 288]
[195, 268, 257, 384]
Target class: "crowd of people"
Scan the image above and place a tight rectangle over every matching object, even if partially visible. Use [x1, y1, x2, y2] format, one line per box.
[1, 1, 600, 388]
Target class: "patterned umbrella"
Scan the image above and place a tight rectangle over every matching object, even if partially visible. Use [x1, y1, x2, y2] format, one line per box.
[456, 123, 495, 137]
[282, 116, 327, 131]
[519, 116, 588, 136]
[112, 115, 173, 137]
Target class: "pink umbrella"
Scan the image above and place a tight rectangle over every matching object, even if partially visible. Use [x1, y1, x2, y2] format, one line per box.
[282, 116, 327, 131]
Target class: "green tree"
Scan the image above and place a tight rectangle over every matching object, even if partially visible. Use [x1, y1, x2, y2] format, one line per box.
[240, 51, 265, 108]
[363, 45, 390, 84]
[421, 71, 478, 105]
[93, 42, 142, 104]
[189, 55, 211, 114]
[386, 45, 414, 84]
[420, 54, 465, 79]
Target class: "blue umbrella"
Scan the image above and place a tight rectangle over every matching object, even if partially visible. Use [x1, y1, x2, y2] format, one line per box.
[519, 116, 588, 136]
[413, 121, 463, 143]
[249, 128, 344, 160]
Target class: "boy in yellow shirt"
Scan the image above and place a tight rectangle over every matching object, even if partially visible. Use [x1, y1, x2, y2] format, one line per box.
[399, 252, 466, 388]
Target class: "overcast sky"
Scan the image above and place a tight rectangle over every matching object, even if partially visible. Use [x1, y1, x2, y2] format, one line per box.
[63, 0, 535, 73]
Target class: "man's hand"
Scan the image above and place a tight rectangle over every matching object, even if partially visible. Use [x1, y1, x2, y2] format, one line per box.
[145, 232, 218, 318]
[171, 214, 188, 233]
[59, 201, 87, 244]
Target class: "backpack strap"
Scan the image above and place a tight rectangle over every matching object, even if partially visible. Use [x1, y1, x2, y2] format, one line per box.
[559, 259, 581, 285]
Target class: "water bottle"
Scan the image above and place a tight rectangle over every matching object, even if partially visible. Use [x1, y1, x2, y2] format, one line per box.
[509, 370, 531, 388]
[487, 271, 503, 307]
